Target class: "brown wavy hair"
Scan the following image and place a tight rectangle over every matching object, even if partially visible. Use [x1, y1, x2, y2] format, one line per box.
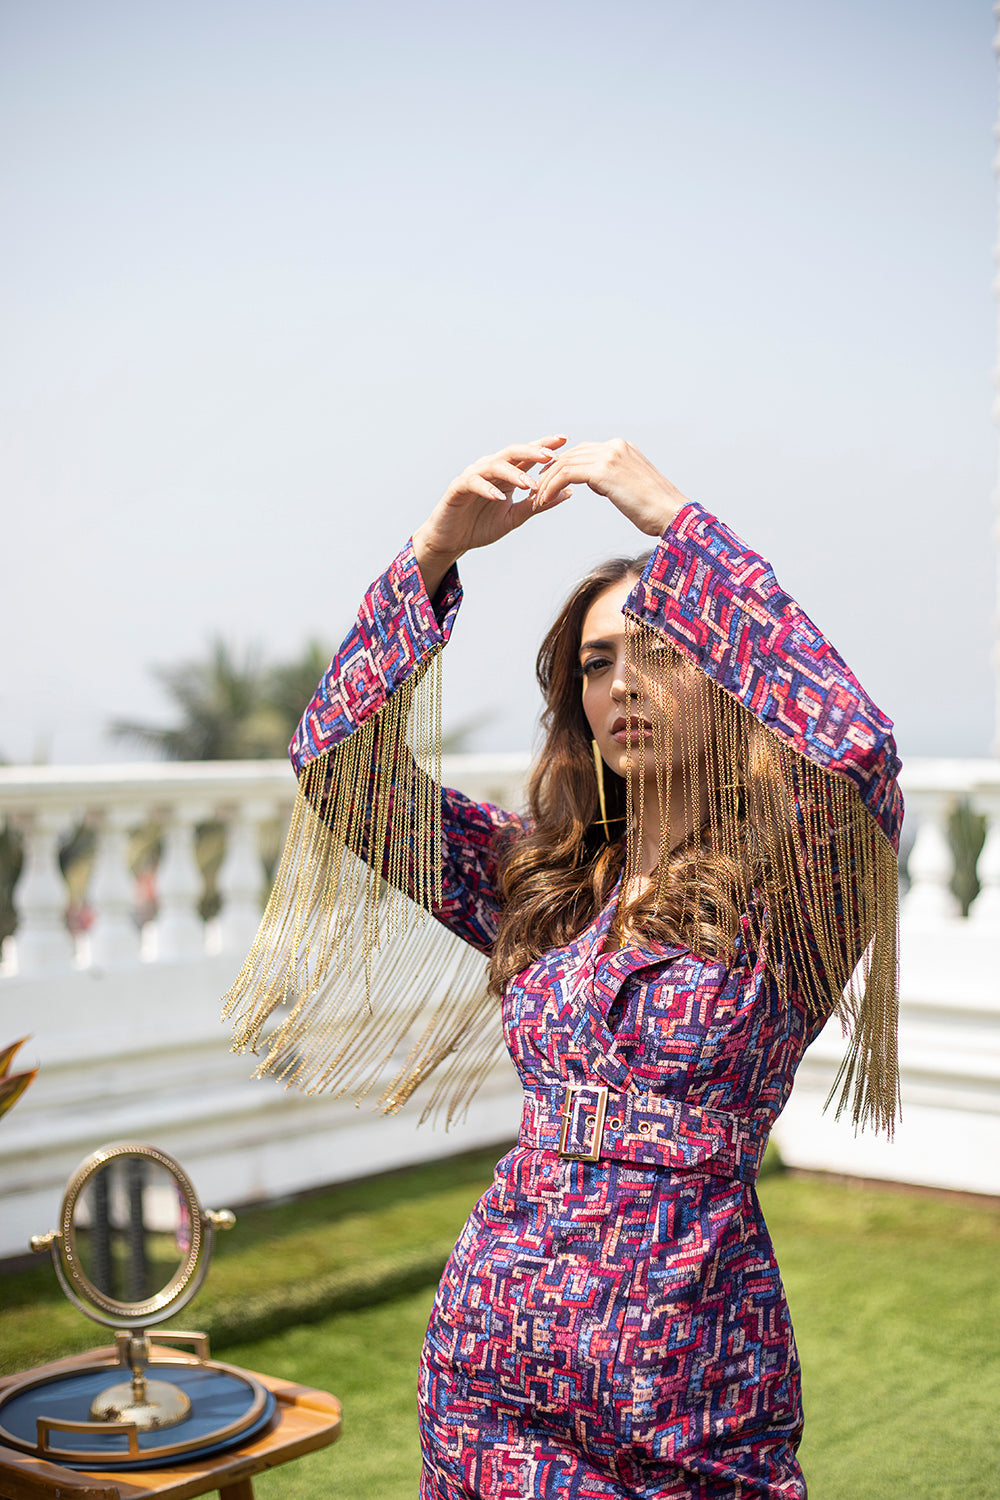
[487, 553, 772, 997]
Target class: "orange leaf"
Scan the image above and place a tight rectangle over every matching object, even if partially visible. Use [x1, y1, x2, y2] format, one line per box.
[0, 1037, 30, 1078]
[0, 1068, 37, 1120]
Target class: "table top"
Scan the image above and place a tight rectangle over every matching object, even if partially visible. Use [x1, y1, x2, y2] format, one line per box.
[0, 1346, 342, 1500]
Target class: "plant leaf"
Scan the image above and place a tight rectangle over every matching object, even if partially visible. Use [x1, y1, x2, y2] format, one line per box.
[0, 1068, 37, 1120]
[0, 1036, 29, 1078]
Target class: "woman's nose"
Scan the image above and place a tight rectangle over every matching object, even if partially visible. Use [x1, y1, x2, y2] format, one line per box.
[610, 665, 635, 703]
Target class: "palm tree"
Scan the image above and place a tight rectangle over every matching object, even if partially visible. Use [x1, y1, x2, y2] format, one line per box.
[265, 640, 335, 746]
[111, 638, 301, 761]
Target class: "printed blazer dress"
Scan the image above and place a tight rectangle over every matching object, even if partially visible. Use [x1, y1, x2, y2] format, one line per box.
[290, 501, 904, 1500]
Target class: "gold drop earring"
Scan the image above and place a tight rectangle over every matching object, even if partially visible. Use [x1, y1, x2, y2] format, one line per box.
[592, 740, 613, 842]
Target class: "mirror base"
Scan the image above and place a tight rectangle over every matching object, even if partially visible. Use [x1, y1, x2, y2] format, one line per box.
[89, 1379, 192, 1431]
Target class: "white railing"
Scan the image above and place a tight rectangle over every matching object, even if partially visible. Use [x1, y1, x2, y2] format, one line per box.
[0, 756, 529, 1261]
[0, 754, 998, 1260]
[898, 758, 1000, 924]
[773, 758, 1000, 1194]
[0, 756, 532, 977]
[2, 755, 998, 974]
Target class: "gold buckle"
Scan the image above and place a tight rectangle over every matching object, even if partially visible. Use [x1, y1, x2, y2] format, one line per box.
[558, 1085, 609, 1161]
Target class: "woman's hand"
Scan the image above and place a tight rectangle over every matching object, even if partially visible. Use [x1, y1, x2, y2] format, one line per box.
[531, 439, 689, 537]
[413, 435, 568, 598]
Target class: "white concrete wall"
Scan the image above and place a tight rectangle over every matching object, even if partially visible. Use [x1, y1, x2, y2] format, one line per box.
[1, 754, 998, 1262]
[772, 919, 1000, 1194]
[0, 952, 522, 1261]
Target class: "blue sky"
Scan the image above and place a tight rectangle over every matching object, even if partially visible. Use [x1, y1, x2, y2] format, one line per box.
[1, 0, 996, 763]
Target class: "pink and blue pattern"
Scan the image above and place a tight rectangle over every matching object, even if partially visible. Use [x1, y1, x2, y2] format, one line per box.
[293, 503, 901, 1498]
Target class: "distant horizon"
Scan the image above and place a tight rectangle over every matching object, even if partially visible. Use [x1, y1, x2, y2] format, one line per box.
[2, 0, 996, 766]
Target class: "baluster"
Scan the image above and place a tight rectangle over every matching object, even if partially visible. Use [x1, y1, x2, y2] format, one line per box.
[217, 800, 269, 953]
[89, 807, 143, 967]
[902, 794, 961, 923]
[154, 803, 209, 960]
[12, 807, 76, 975]
[969, 792, 1000, 927]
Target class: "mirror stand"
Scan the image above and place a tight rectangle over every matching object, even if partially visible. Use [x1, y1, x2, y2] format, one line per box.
[29, 1145, 236, 1437]
[91, 1332, 192, 1431]
[0, 1144, 269, 1467]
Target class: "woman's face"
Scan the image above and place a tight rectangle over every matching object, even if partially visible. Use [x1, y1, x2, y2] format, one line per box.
[579, 578, 711, 783]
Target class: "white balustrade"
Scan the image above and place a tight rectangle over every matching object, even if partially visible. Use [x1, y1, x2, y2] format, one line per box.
[153, 802, 213, 961]
[0, 753, 998, 1260]
[0, 763, 302, 976]
[11, 807, 78, 976]
[901, 792, 962, 923]
[89, 807, 142, 967]
[969, 791, 1000, 927]
[0, 752, 996, 979]
[217, 800, 272, 953]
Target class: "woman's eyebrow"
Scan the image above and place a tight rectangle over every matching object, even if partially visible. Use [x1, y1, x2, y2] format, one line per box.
[578, 636, 619, 655]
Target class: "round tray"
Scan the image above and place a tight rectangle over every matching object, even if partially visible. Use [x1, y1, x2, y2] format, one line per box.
[0, 1358, 276, 1470]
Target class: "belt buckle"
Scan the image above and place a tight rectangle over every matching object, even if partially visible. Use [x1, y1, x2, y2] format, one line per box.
[558, 1085, 609, 1161]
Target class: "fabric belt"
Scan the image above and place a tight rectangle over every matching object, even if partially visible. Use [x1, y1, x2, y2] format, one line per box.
[519, 1083, 769, 1185]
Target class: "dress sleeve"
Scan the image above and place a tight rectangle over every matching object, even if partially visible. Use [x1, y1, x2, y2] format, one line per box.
[625, 502, 902, 1132]
[289, 537, 523, 954]
[222, 539, 518, 1119]
[626, 501, 902, 849]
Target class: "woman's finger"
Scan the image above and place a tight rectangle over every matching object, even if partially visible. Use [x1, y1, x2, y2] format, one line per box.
[517, 434, 568, 457]
[481, 458, 542, 493]
[463, 474, 507, 503]
[497, 441, 566, 472]
[533, 459, 595, 510]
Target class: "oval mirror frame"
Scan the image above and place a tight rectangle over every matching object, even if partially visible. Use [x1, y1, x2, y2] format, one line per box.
[54, 1143, 209, 1327]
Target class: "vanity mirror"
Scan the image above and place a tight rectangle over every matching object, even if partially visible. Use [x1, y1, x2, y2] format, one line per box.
[0, 1142, 276, 1470]
[36, 1142, 231, 1331]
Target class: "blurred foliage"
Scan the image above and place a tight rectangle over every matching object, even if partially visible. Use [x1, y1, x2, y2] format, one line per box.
[0, 817, 22, 945]
[109, 635, 490, 764]
[948, 798, 986, 917]
[110, 637, 338, 762]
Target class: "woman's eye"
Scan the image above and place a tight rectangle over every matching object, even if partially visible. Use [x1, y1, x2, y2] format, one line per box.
[581, 656, 613, 677]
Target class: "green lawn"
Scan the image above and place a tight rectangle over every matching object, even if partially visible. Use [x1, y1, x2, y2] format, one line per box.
[764, 1173, 1000, 1499]
[2, 1152, 997, 1499]
[0, 1145, 504, 1374]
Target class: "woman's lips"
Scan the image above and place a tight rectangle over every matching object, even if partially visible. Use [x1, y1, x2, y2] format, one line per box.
[611, 716, 653, 743]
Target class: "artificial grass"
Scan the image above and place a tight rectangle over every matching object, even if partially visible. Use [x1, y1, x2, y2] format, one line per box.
[2, 1152, 997, 1498]
[215, 1172, 1000, 1499]
[764, 1173, 1000, 1499]
[225, 1286, 435, 1500]
[0, 1143, 505, 1375]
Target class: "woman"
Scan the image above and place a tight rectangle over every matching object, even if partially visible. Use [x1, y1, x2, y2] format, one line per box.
[224, 435, 902, 1498]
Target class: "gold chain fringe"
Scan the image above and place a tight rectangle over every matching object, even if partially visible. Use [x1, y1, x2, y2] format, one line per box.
[221, 649, 502, 1125]
[622, 611, 899, 1135]
[223, 624, 900, 1136]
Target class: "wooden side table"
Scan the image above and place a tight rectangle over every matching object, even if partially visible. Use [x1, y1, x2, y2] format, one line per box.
[0, 1347, 342, 1500]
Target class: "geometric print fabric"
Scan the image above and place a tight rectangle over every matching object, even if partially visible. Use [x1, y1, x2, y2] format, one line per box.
[292, 503, 901, 1498]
